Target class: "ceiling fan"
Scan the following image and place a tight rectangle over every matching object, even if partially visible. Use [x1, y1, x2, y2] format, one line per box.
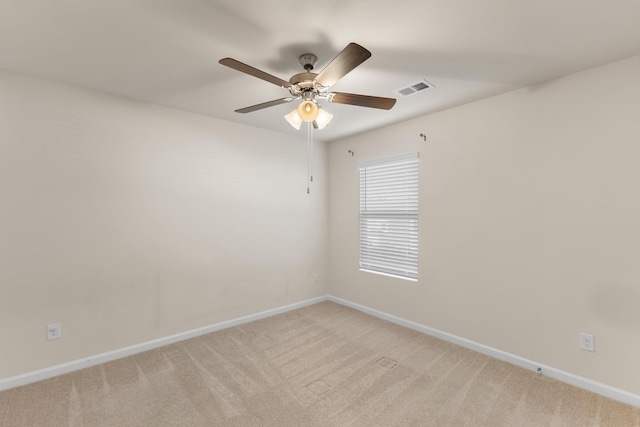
[219, 43, 396, 130]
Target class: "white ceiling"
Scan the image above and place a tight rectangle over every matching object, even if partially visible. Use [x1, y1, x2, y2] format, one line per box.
[2, 0, 640, 141]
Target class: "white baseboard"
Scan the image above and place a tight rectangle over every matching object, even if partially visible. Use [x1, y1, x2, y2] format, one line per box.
[3, 294, 640, 410]
[328, 295, 640, 409]
[0, 295, 330, 392]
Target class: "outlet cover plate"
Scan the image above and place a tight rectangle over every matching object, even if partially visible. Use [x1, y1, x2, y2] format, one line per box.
[579, 333, 594, 352]
[47, 323, 61, 341]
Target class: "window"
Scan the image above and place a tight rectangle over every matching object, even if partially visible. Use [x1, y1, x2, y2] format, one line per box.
[359, 153, 419, 280]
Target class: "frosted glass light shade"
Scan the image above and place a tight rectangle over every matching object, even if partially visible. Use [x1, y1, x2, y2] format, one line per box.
[297, 101, 319, 122]
[314, 108, 333, 129]
[284, 109, 302, 130]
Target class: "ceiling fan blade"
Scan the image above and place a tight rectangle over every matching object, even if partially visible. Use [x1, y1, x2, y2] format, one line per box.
[330, 92, 397, 110]
[314, 43, 371, 88]
[235, 98, 294, 113]
[219, 58, 292, 88]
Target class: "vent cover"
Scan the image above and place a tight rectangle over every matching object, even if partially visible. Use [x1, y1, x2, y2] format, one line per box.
[395, 79, 434, 97]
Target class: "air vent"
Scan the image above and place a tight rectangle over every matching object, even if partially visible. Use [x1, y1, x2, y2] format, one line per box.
[395, 79, 434, 97]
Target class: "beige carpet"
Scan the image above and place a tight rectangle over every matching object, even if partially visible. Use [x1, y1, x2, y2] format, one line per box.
[1, 301, 639, 426]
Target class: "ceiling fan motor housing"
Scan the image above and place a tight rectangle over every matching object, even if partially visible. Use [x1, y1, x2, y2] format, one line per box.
[289, 72, 317, 88]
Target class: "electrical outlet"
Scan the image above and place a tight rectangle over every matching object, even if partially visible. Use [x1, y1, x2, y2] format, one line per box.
[47, 323, 61, 341]
[579, 333, 594, 352]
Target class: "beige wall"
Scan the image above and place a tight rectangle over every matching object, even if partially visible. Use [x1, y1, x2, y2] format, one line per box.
[329, 55, 640, 394]
[0, 69, 328, 379]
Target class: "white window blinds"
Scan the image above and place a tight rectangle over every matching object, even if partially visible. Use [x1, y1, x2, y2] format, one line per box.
[359, 153, 419, 280]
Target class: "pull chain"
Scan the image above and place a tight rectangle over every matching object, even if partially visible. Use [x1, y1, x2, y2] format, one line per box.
[306, 122, 313, 194]
[309, 123, 314, 183]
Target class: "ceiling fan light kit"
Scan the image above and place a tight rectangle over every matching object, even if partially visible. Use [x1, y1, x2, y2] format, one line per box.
[284, 104, 333, 130]
[219, 42, 396, 131]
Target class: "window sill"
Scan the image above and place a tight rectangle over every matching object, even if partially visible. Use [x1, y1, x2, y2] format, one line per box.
[359, 268, 418, 282]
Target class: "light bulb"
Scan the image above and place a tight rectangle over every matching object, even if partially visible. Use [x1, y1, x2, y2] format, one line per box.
[297, 101, 319, 122]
